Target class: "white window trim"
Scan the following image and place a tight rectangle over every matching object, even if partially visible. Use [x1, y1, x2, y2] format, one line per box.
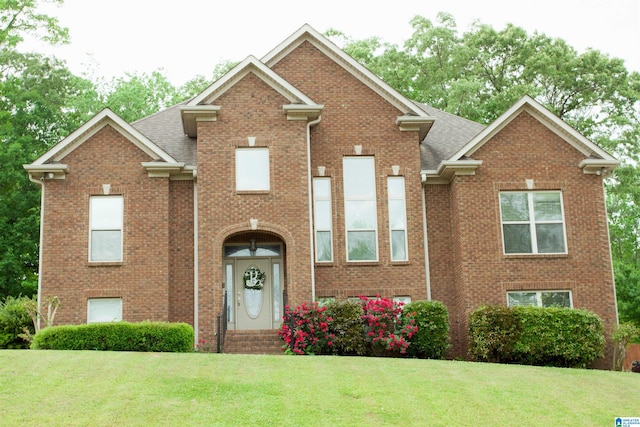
[499, 191, 568, 255]
[89, 195, 124, 263]
[506, 290, 573, 308]
[87, 298, 123, 323]
[313, 177, 333, 262]
[343, 157, 379, 262]
[388, 176, 408, 261]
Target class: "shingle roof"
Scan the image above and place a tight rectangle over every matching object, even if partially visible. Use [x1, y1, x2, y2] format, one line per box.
[132, 101, 197, 165]
[417, 103, 486, 171]
[130, 100, 485, 171]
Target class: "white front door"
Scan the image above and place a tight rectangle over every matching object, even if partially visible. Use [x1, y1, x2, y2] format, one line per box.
[235, 259, 272, 330]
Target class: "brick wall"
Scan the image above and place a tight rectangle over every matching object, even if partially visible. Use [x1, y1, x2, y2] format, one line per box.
[40, 125, 171, 324]
[169, 179, 194, 323]
[427, 112, 617, 366]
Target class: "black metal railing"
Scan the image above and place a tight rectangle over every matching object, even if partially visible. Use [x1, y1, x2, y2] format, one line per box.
[216, 290, 228, 353]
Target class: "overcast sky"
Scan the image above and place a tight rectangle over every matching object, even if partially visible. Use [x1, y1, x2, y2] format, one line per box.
[26, 0, 640, 86]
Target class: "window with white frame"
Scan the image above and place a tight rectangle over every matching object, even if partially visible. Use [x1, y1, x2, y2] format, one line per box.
[236, 148, 269, 191]
[343, 157, 378, 261]
[507, 291, 572, 308]
[87, 298, 122, 323]
[313, 178, 333, 262]
[387, 176, 408, 261]
[499, 191, 566, 254]
[90, 196, 123, 262]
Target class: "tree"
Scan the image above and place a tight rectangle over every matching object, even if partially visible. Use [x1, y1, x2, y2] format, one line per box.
[0, 0, 69, 49]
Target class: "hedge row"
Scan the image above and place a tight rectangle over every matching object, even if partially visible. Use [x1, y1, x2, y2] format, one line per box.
[468, 305, 605, 368]
[31, 321, 194, 352]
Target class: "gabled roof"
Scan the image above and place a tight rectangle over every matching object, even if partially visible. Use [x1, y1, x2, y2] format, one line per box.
[180, 55, 324, 137]
[262, 23, 434, 136]
[25, 108, 186, 179]
[423, 95, 619, 182]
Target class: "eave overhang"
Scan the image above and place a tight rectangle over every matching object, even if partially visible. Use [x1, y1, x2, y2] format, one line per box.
[283, 104, 324, 121]
[180, 105, 221, 138]
[396, 116, 435, 141]
[422, 160, 483, 185]
[23, 163, 69, 180]
[578, 159, 620, 176]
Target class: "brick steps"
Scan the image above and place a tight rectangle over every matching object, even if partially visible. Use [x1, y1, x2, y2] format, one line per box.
[223, 329, 284, 355]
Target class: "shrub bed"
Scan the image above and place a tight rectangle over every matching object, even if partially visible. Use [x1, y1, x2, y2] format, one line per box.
[469, 305, 605, 367]
[31, 321, 194, 352]
[403, 300, 450, 359]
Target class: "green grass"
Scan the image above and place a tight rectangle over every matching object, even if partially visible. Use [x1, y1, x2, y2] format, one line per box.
[0, 350, 637, 426]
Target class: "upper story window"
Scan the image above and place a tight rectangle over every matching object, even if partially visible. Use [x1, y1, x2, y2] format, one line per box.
[507, 291, 572, 308]
[236, 147, 269, 191]
[499, 191, 567, 255]
[89, 195, 123, 262]
[313, 177, 333, 262]
[343, 157, 378, 261]
[387, 176, 408, 261]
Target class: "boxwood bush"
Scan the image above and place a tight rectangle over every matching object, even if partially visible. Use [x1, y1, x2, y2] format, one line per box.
[469, 305, 605, 368]
[402, 300, 450, 359]
[324, 300, 367, 356]
[0, 296, 34, 349]
[31, 321, 194, 352]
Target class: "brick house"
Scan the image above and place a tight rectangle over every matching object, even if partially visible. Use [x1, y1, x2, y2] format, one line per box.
[24, 24, 619, 363]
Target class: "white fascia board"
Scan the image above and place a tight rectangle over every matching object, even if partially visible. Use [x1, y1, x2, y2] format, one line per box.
[262, 24, 431, 118]
[187, 55, 318, 107]
[30, 108, 177, 165]
[448, 95, 617, 163]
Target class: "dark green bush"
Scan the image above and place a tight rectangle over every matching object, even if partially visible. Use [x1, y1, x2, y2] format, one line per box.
[511, 306, 605, 368]
[403, 300, 450, 359]
[31, 321, 194, 352]
[468, 306, 521, 363]
[324, 300, 367, 356]
[469, 305, 605, 368]
[0, 296, 34, 349]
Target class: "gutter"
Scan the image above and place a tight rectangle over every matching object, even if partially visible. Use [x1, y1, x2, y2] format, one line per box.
[306, 115, 322, 301]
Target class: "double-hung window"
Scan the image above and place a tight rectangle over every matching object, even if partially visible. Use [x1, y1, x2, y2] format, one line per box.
[387, 177, 408, 261]
[90, 196, 123, 262]
[236, 148, 270, 191]
[499, 191, 566, 254]
[507, 291, 572, 308]
[313, 178, 333, 262]
[343, 157, 378, 261]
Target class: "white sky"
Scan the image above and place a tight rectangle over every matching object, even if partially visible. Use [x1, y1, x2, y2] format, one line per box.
[26, 0, 640, 86]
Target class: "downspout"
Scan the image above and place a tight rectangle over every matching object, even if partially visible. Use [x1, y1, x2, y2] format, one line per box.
[602, 181, 619, 324]
[193, 173, 199, 346]
[27, 173, 45, 331]
[306, 116, 322, 301]
[421, 174, 432, 300]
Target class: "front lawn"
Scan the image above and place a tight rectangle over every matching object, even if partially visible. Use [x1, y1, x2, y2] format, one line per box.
[0, 350, 637, 426]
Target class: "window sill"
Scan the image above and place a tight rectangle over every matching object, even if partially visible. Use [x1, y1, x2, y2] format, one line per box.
[88, 261, 124, 267]
[236, 190, 270, 195]
[390, 260, 410, 266]
[504, 253, 569, 259]
[346, 261, 380, 266]
[315, 262, 334, 267]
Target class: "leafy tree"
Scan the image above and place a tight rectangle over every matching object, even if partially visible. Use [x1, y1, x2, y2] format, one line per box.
[0, 0, 69, 48]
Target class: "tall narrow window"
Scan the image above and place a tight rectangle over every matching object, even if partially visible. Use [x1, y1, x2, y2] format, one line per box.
[388, 177, 408, 261]
[313, 178, 333, 262]
[90, 196, 123, 262]
[236, 148, 269, 191]
[500, 191, 566, 254]
[343, 157, 378, 261]
[225, 263, 234, 322]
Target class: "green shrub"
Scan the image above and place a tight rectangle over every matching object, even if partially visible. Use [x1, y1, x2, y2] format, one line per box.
[31, 321, 194, 352]
[324, 300, 367, 356]
[468, 306, 521, 363]
[511, 307, 605, 368]
[469, 306, 605, 368]
[0, 296, 34, 349]
[403, 300, 450, 359]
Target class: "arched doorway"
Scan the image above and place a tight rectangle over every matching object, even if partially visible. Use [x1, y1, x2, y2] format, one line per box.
[223, 232, 285, 330]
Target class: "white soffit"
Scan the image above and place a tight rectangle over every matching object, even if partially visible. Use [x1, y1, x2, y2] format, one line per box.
[187, 55, 319, 107]
[448, 95, 617, 162]
[30, 108, 178, 165]
[261, 24, 431, 119]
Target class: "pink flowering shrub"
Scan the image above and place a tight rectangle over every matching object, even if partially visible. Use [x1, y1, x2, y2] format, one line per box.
[360, 296, 418, 355]
[279, 302, 334, 355]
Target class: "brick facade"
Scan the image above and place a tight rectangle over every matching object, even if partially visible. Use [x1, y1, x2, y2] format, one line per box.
[27, 25, 618, 367]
